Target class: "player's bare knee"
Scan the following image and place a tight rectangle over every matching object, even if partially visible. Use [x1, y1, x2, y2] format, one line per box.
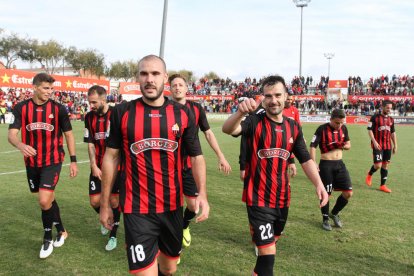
[89, 197, 100, 208]
[38, 199, 52, 210]
[343, 191, 353, 199]
[382, 163, 389, 169]
[159, 266, 176, 276]
[110, 196, 119, 209]
[374, 163, 382, 170]
[185, 198, 197, 212]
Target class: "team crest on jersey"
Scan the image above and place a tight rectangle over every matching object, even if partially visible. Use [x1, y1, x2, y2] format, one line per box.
[84, 128, 89, 138]
[130, 138, 178, 155]
[94, 132, 106, 140]
[378, 126, 391, 131]
[172, 123, 180, 135]
[257, 148, 290, 160]
[289, 137, 294, 144]
[26, 122, 54, 131]
[49, 114, 54, 119]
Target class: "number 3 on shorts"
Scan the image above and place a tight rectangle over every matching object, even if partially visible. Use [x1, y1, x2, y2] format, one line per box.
[130, 244, 145, 263]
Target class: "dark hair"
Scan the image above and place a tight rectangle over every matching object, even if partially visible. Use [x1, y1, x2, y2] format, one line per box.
[331, 109, 346, 119]
[260, 75, 288, 94]
[382, 100, 393, 107]
[88, 85, 107, 97]
[138, 54, 166, 73]
[169, 74, 187, 84]
[33, 73, 55, 86]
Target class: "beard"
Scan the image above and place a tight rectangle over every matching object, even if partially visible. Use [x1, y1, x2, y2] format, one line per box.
[97, 105, 105, 115]
[266, 104, 283, 116]
[142, 84, 164, 102]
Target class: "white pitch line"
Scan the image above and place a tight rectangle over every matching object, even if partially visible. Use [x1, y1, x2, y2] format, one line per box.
[0, 160, 90, 176]
[0, 142, 85, 154]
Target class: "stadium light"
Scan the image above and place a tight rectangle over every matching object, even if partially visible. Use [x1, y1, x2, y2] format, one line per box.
[293, 0, 311, 78]
[324, 53, 335, 78]
[159, 0, 169, 58]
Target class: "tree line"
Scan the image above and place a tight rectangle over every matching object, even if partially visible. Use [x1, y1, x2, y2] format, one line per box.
[0, 29, 222, 83]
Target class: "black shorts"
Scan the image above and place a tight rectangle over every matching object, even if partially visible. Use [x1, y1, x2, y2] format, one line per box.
[25, 163, 62, 193]
[182, 168, 198, 197]
[247, 206, 288, 247]
[372, 149, 392, 164]
[124, 208, 183, 273]
[319, 160, 352, 194]
[89, 171, 121, 196]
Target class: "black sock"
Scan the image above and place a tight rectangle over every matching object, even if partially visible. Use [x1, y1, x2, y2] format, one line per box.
[52, 200, 65, 233]
[93, 206, 100, 214]
[380, 168, 388, 185]
[41, 207, 54, 241]
[321, 201, 330, 221]
[369, 165, 378, 175]
[183, 208, 196, 229]
[254, 255, 275, 276]
[331, 195, 349, 215]
[110, 207, 120, 238]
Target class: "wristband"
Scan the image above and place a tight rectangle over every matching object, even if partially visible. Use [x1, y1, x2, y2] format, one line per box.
[70, 155, 77, 162]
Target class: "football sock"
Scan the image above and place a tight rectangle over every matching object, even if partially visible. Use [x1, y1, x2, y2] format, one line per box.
[93, 206, 100, 214]
[52, 200, 65, 233]
[321, 201, 330, 221]
[41, 207, 54, 241]
[331, 195, 348, 215]
[183, 207, 196, 229]
[369, 165, 378, 175]
[254, 255, 275, 276]
[380, 168, 388, 185]
[110, 207, 120, 238]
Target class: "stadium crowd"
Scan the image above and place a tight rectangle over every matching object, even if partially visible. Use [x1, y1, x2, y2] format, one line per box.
[1, 74, 413, 119]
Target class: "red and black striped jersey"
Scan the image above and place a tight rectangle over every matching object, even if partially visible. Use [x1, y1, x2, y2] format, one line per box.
[367, 113, 395, 150]
[106, 97, 202, 214]
[182, 101, 210, 170]
[310, 123, 350, 153]
[9, 99, 72, 167]
[84, 107, 113, 168]
[283, 106, 301, 125]
[239, 114, 310, 208]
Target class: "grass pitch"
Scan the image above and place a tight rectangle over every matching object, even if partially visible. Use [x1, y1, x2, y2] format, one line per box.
[0, 121, 413, 275]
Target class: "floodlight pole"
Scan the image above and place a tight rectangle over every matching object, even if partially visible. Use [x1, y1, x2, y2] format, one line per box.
[159, 0, 168, 58]
[324, 53, 335, 78]
[293, 0, 311, 78]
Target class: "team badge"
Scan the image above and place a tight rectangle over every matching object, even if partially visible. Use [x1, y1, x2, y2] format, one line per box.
[49, 114, 54, 119]
[311, 135, 317, 143]
[172, 123, 180, 135]
[84, 128, 89, 138]
[289, 137, 294, 144]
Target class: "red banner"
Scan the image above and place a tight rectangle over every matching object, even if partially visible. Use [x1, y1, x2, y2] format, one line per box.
[345, 115, 370, 125]
[119, 82, 171, 96]
[186, 95, 234, 101]
[328, 80, 348, 88]
[0, 69, 109, 92]
[348, 95, 414, 103]
[293, 95, 325, 101]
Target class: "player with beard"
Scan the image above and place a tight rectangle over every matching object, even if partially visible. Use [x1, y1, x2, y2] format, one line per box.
[223, 75, 328, 276]
[8, 73, 78, 259]
[169, 74, 231, 251]
[365, 100, 398, 193]
[100, 55, 209, 275]
[84, 85, 121, 251]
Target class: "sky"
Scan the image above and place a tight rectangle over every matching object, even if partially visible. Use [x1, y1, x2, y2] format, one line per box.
[1, 0, 413, 82]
